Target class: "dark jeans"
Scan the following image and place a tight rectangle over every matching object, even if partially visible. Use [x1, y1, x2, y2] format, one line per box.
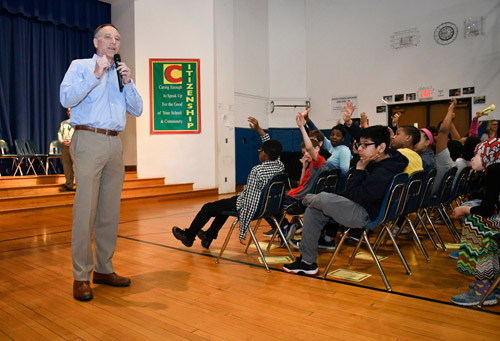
[185, 195, 238, 240]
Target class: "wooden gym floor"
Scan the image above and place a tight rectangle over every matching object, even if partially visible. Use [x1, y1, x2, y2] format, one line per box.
[0, 193, 499, 340]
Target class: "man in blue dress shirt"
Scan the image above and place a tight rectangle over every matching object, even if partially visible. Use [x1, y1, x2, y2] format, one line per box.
[60, 24, 143, 301]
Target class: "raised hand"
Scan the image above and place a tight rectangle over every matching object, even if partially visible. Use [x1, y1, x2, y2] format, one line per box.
[248, 116, 265, 136]
[388, 126, 395, 140]
[116, 61, 132, 84]
[94, 55, 109, 79]
[248, 116, 260, 130]
[296, 113, 306, 128]
[301, 107, 311, 122]
[342, 100, 355, 124]
[391, 112, 401, 127]
[448, 98, 457, 112]
[360, 112, 368, 128]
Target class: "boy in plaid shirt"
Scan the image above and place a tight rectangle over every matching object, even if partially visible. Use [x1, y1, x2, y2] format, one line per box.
[172, 117, 284, 248]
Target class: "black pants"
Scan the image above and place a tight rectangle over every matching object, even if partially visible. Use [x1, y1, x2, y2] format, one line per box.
[185, 195, 238, 240]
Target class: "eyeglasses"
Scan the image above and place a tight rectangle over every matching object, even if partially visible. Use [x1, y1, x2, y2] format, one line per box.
[355, 142, 376, 149]
[258, 148, 263, 152]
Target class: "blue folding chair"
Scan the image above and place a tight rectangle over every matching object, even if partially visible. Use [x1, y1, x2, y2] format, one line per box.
[321, 173, 409, 292]
[411, 168, 447, 250]
[276, 168, 338, 243]
[215, 173, 295, 272]
[320, 168, 341, 194]
[427, 167, 459, 242]
[390, 170, 432, 262]
[453, 166, 472, 207]
[446, 166, 471, 216]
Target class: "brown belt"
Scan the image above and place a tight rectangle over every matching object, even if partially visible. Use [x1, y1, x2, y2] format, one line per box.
[75, 125, 120, 136]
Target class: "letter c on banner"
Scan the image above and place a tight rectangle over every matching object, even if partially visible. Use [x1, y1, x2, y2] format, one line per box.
[164, 64, 182, 83]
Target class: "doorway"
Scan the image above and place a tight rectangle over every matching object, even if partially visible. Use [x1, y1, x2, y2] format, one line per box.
[388, 98, 471, 137]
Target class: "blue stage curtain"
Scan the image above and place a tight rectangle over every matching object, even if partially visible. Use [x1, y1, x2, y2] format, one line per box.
[0, 0, 110, 175]
[0, 0, 110, 31]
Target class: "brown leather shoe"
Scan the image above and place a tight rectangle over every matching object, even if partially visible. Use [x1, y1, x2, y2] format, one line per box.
[73, 280, 93, 301]
[92, 272, 131, 287]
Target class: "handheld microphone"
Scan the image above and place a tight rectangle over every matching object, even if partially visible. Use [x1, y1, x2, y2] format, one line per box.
[479, 104, 496, 117]
[113, 54, 124, 92]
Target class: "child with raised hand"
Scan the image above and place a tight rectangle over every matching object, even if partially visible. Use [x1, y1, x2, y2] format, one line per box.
[301, 105, 351, 177]
[262, 113, 328, 239]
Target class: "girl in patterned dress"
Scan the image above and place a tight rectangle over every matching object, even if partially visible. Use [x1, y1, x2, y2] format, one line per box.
[452, 137, 500, 306]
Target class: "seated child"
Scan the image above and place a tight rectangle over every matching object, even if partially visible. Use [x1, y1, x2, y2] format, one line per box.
[283, 125, 409, 275]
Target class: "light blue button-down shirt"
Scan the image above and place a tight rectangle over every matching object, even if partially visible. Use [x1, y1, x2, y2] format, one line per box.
[60, 54, 143, 131]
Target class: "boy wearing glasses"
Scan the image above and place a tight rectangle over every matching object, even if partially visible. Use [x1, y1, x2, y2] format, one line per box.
[283, 125, 408, 275]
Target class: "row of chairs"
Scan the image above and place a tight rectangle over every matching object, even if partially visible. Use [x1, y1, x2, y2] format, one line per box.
[216, 168, 342, 272]
[0, 139, 62, 176]
[323, 166, 475, 291]
[214, 165, 479, 292]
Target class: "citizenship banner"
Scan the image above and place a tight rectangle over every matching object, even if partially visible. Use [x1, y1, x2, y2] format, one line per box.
[150, 59, 201, 134]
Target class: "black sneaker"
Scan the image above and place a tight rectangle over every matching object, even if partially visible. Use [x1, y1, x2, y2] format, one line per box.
[283, 256, 319, 276]
[197, 230, 213, 249]
[59, 186, 71, 192]
[263, 228, 276, 238]
[172, 226, 194, 247]
[286, 201, 307, 215]
[318, 236, 336, 250]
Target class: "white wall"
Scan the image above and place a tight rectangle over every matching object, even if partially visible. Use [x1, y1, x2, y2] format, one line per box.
[133, 0, 216, 189]
[111, 0, 137, 166]
[214, 0, 236, 193]
[303, 0, 500, 127]
[109, 0, 500, 192]
[233, 0, 270, 129]
[268, 0, 308, 128]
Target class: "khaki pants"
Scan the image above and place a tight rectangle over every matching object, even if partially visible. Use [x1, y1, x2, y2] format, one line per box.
[61, 144, 74, 188]
[70, 130, 125, 280]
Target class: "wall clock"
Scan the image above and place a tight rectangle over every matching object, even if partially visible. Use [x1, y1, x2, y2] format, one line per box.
[434, 22, 458, 45]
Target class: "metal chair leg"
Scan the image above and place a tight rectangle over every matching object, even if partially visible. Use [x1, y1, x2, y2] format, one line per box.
[268, 214, 286, 249]
[267, 216, 295, 259]
[26, 158, 37, 175]
[244, 220, 261, 254]
[383, 224, 412, 275]
[321, 229, 349, 278]
[406, 217, 430, 262]
[216, 218, 239, 264]
[361, 230, 392, 292]
[438, 206, 460, 243]
[413, 213, 438, 250]
[13, 158, 24, 176]
[445, 203, 462, 238]
[247, 224, 270, 272]
[347, 230, 365, 267]
[373, 225, 388, 252]
[422, 208, 447, 251]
